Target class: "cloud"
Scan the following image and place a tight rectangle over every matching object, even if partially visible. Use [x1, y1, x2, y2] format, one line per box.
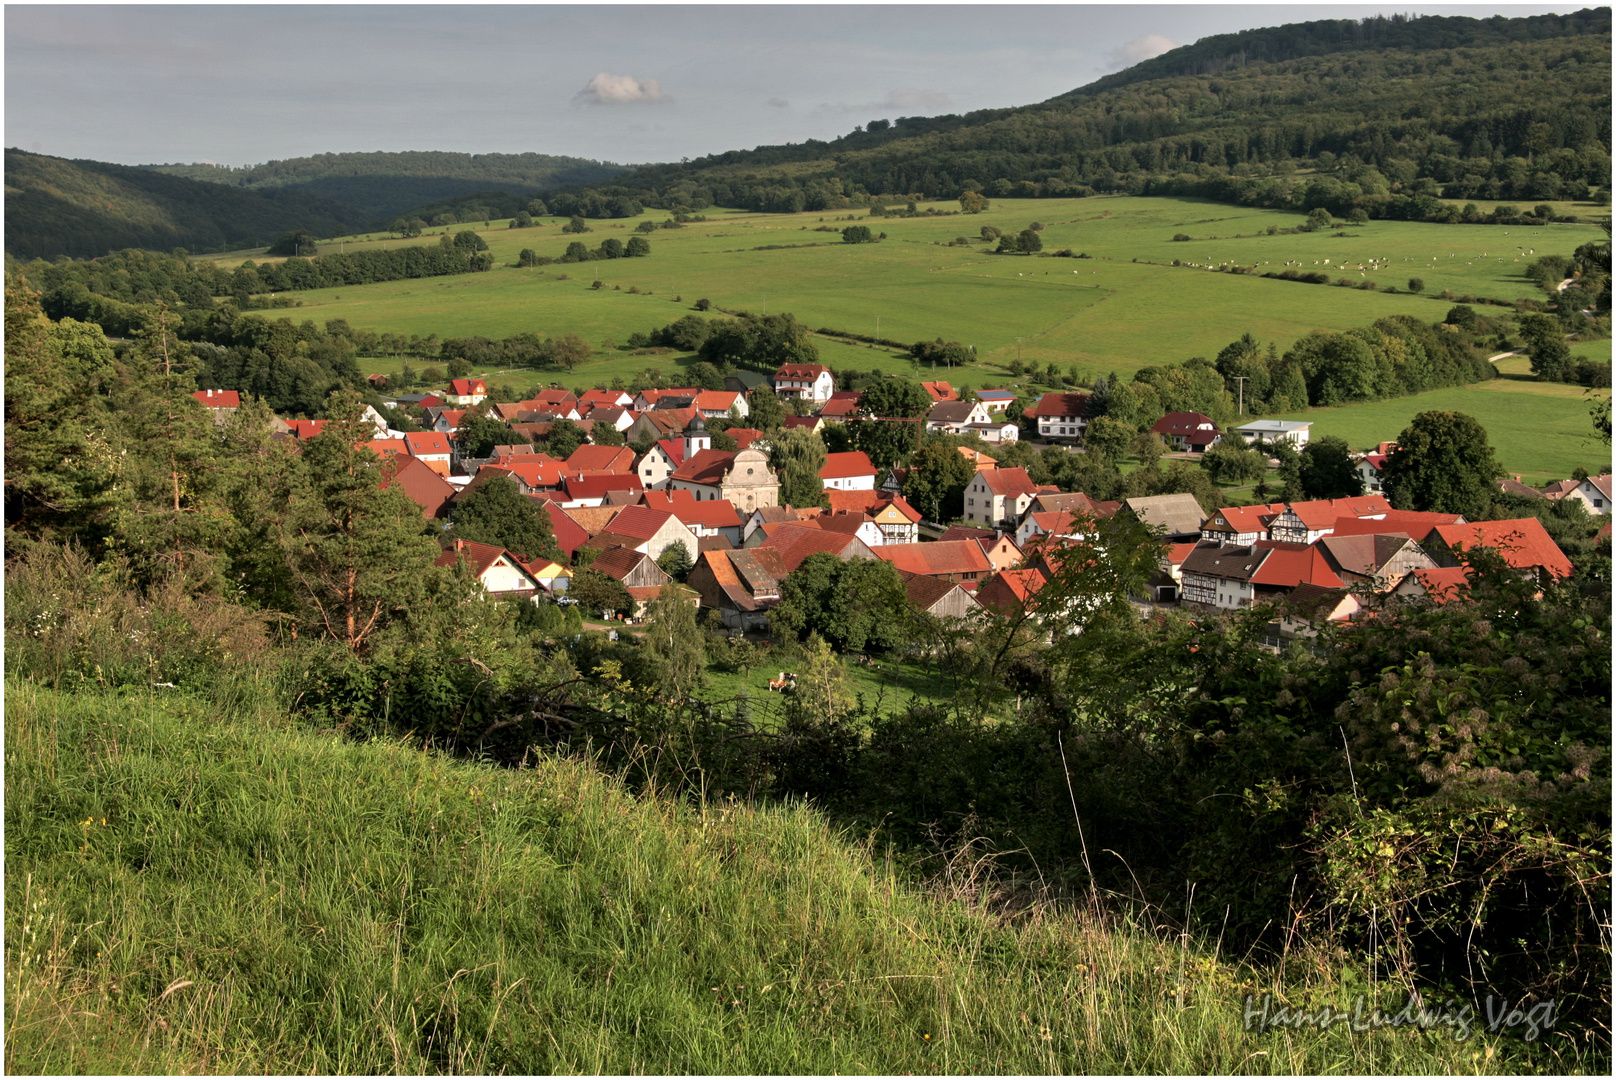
[767, 97, 790, 109]
[572, 72, 667, 106]
[1107, 34, 1177, 70]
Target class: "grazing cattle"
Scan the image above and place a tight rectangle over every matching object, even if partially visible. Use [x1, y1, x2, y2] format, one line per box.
[768, 672, 798, 692]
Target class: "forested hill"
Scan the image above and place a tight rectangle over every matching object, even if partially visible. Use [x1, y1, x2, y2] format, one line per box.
[4, 149, 360, 261]
[139, 150, 631, 219]
[601, 9, 1610, 216]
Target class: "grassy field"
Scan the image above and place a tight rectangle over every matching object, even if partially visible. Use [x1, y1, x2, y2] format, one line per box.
[1272, 377, 1611, 484]
[206, 196, 1609, 390]
[8, 678, 1586, 1074]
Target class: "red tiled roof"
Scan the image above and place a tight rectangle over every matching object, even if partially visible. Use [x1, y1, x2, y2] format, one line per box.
[976, 568, 1048, 614]
[651, 438, 687, 467]
[921, 381, 956, 402]
[754, 523, 867, 571]
[820, 451, 877, 480]
[1203, 502, 1287, 536]
[366, 438, 408, 457]
[781, 415, 823, 431]
[493, 458, 566, 489]
[1327, 510, 1466, 543]
[564, 505, 623, 536]
[580, 389, 632, 408]
[694, 390, 741, 412]
[1025, 392, 1090, 419]
[605, 504, 678, 542]
[434, 539, 530, 585]
[1150, 411, 1218, 437]
[566, 444, 638, 474]
[1432, 518, 1574, 579]
[564, 472, 645, 501]
[543, 502, 591, 556]
[670, 448, 736, 486]
[874, 540, 994, 578]
[589, 546, 655, 581]
[938, 525, 997, 543]
[642, 490, 744, 530]
[405, 431, 453, 457]
[817, 398, 863, 418]
[1281, 495, 1393, 530]
[285, 419, 328, 440]
[775, 363, 829, 379]
[449, 378, 487, 397]
[379, 455, 456, 519]
[192, 389, 241, 409]
[1165, 541, 1200, 567]
[977, 466, 1039, 499]
[1248, 542, 1346, 589]
[726, 428, 763, 450]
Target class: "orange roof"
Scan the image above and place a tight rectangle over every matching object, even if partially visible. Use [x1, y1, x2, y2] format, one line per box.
[976, 568, 1048, 614]
[192, 389, 241, 409]
[566, 444, 638, 474]
[449, 378, 487, 397]
[726, 427, 764, 449]
[921, 381, 957, 402]
[874, 540, 994, 578]
[580, 389, 633, 408]
[1280, 495, 1393, 530]
[820, 451, 878, 480]
[492, 458, 566, 489]
[405, 431, 453, 457]
[823, 489, 922, 521]
[1327, 510, 1466, 543]
[817, 397, 863, 418]
[604, 505, 679, 542]
[1432, 518, 1573, 579]
[693, 390, 741, 412]
[285, 419, 328, 440]
[1165, 541, 1200, 567]
[754, 523, 866, 571]
[1203, 502, 1286, 536]
[1248, 542, 1346, 589]
[366, 438, 408, 457]
[643, 489, 744, 530]
[977, 466, 1039, 499]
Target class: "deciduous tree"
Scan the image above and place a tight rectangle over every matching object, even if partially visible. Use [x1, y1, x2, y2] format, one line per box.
[1381, 410, 1503, 517]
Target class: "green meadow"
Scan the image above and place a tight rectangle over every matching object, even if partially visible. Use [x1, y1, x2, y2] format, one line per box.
[212, 196, 1609, 388]
[1272, 377, 1611, 484]
[8, 679, 1577, 1074]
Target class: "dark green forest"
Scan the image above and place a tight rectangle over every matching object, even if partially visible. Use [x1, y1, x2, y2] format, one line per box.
[139, 149, 630, 218]
[3, 149, 361, 260]
[576, 10, 1612, 218]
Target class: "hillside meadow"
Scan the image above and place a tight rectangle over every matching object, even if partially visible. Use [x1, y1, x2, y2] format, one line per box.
[7, 678, 1581, 1075]
[207, 196, 1609, 386]
[1272, 376, 1611, 484]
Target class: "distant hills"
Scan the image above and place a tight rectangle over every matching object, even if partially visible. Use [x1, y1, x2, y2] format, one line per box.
[4, 150, 360, 261]
[7, 9, 1609, 261]
[138, 150, 630, 219]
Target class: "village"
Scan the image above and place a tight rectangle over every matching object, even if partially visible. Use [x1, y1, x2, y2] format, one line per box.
[191, 362, 1611, 664]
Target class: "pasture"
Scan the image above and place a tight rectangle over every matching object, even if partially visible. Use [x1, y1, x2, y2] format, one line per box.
[1271, 377, 1611, 484]
[211, 196, 1609, 387]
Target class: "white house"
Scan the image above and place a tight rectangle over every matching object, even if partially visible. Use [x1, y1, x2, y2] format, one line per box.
[773, 363, 835, 401]
[1027, 392, 1091, 442]
[1235, 419, 1312, 448]
[819, 451, 879, 491]
[446, 378, 488, 407]
[1545, 473, 1613, 515]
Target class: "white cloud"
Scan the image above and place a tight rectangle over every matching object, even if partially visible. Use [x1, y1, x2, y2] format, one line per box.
[573, 72, 667, 106]
[1107, 34, 1177, 70]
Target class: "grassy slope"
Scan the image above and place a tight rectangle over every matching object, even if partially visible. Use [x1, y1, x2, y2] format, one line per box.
[5, 679, 1560, 1075]
[1271, 376, 1612, 484]
[206, 195, 1609, 389]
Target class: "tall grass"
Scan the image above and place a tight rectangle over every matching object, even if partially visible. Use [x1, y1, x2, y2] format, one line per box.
[8, 678, 1587, 1074]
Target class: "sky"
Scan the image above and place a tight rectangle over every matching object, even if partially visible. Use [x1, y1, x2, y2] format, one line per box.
[4, 3, 1594, 169]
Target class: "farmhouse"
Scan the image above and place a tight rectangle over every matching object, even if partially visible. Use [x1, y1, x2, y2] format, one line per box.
[773, 363, 834, 401]
[435, 539, 542, 599]
[1026, 392, 1091, 442]
[1150, 412, 1222, 452]
[963, 466, 1042, 528]
[820, 451, 879, 491]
